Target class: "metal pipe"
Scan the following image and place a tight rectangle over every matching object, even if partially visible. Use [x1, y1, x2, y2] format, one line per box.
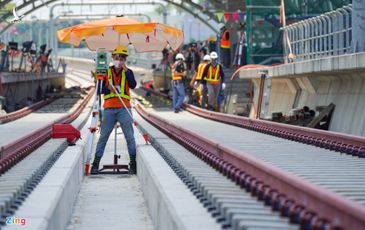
[338, 8, 351, 53]
[303, 21, 310, 60]
[49, 2, 166, 21]
[57, 13, 152, 22]
[328, 11, 338, 56]
[318, 16, 326, 58]
[323, 15, 331, 56]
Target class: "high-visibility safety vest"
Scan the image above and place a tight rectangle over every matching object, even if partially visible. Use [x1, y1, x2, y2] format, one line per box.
[171, 63, 184, 80]
[171, 71, 182, 80]
[104, 68, 131, 101]
[220, 30, 230, 49]
[196, 63, 208, 81]
[204, 64, 221, 83]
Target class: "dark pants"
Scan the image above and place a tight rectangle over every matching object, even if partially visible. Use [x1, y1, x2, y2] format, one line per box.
[221, 48, 231, 68]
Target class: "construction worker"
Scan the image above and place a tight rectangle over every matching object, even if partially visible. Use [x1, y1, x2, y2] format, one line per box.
[171, 53, 187, 113]
[202, 51, 225, 111]
[190, 54, 211, 108]
[219, 24, 231, 68]
[91, 45, 137, 175]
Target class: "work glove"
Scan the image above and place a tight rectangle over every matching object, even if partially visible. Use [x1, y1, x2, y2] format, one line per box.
[199, 84, 204, 91]
[222, 83, 226, 90]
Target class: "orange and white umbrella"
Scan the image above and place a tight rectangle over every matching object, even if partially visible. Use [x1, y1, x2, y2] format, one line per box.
[57, 17, 184, 52]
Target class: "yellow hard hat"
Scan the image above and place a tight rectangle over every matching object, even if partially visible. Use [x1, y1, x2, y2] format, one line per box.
[112, 45, 128, 56]
[208, 36, 216, 42]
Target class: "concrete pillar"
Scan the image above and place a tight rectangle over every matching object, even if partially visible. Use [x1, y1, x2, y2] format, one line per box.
[352, 0, 365, 52]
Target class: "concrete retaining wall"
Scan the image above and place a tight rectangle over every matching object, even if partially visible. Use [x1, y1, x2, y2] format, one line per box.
[0, 72, 65, 111]
[239, 52, 365, 136]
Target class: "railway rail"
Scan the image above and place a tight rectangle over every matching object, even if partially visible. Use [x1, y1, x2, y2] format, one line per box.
[134, 91, 365, 229]
[0, 87, 93, 226]
[0, 70, 94, 175]
[140, 86, 365, 158]
[0, 98, 55, 124]
[0, 88, 94, 174]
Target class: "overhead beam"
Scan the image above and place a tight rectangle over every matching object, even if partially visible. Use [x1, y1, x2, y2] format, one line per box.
[163, 0, 218, 33]
[178, 0, 218, 23]
[57, 13, 152, 23]
[0, 0, 12, 9]
[0, 0, 57, 35]
[0, 0, 42, 23]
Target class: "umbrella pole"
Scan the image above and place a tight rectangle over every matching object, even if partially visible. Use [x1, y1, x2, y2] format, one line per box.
[109, 84, 135, 119]
[84, 78, 103, 175]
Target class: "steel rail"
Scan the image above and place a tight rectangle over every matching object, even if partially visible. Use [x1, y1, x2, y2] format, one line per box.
[0, 98, 55, 124]
[134, 102, 365, 229]
[183, 104, 365, 157]
[139, 86, 365, 157]
[0, 87, 94, 175]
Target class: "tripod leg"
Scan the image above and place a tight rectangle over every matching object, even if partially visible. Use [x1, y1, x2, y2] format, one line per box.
[85, 79, 101, 175]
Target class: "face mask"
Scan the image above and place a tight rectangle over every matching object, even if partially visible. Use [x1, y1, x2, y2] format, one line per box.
[119, 60, 125, 65]
[112, 60, 120, 68]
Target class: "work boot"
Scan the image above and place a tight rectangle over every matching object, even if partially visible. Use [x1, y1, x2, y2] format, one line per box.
[129, 155, 137, 175]
[90, 156, 101, 175]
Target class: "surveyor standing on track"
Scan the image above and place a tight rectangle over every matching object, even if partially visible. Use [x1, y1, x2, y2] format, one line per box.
[190, 54, 211, 108]
[91, 46, 137, 175]
[202, 51, 225, 111]
[171, 53, 187, 113]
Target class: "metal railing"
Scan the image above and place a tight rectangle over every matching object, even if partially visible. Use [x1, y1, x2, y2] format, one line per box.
[283, 4, 352, 62]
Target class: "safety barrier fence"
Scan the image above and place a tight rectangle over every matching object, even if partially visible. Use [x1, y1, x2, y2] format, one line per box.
[140, 86, 365, 158]
[0, 98, 55, 124]
[283, 4, 352, 62]
[0, 87, 94, 175]
[135, 101, 365, 229]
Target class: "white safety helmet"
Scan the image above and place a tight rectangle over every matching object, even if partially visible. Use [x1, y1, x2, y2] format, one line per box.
[175, 53, 184, 60]
[203, 54, 211, 61]
[210, 51, 218, 59]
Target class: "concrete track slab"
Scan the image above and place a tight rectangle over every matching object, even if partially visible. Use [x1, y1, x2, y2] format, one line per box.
[66, 125, 153, 230]
[0, 98, 79, 146]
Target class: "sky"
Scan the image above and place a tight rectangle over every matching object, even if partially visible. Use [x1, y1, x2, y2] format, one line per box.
[4, 0, 217, 43]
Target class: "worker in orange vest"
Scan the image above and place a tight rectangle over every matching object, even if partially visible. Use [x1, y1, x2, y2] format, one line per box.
[171, 53, 187, 113]
[220, 24, 231, 68]
[190, 54, 211, 108]
[91, 46, 137, 175]
[202, 52, 225, 111]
